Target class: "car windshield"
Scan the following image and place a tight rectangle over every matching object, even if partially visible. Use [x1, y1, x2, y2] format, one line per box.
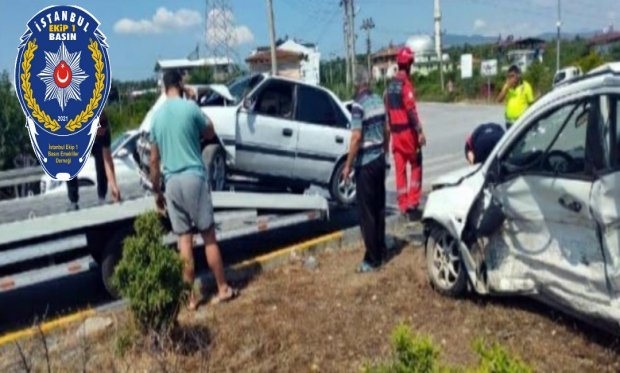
[111, 133, 129, 153]
[202, 74, 264, 106]
[227, 74, 264, 104]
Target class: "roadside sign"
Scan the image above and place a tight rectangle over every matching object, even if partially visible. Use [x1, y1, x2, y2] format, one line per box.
[461, 54, 473, 79]
[481, 59, 498, 77]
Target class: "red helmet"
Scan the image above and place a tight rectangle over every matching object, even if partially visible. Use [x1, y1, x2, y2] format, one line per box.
[396, 46, 414, 65]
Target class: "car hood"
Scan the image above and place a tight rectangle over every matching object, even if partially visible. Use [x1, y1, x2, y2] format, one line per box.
[431, 164, 481, 189]
[207, 84, 235, 102]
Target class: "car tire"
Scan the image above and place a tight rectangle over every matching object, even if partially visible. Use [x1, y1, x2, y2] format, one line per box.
[425, 226, 467, 297]
[202, 144, 227, 191]
[330, 161, 356, 205]
[100, 227, 131, 299]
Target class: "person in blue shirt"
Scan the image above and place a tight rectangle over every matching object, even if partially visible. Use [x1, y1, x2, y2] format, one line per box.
[150, 70, 238, 310]
[464, 123, 505, 165]
[342, 66, 390, 273]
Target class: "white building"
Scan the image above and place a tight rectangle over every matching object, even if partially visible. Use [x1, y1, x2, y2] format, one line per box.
[154, 57, 235, 85]
[372, 35, 449, 81]
[246, 39, 321, 85]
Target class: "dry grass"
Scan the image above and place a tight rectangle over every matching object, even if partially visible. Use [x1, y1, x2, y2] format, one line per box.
[1, 240, 619, 372]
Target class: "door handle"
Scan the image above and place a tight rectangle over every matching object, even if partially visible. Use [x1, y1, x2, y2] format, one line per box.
[335, 136, 344, 144]
[282, 128, 293, 137]
[558, 195, 582, 213]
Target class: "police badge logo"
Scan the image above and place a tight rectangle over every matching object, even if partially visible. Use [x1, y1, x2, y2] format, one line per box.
[14, 5, 111, 181]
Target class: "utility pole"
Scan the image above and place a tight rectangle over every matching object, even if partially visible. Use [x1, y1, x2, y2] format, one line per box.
[329, 52, 336, 85]
[266, 0, 278, 75]
[556, 0, 561, 72]
[347, 0, 357, 84]
[434, 0, 444, 91]
[361, 18, 375, 79]
[342, 0, 351, 87]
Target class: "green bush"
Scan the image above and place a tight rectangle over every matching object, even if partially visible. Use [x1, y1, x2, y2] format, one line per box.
[470, 340, 532, 373]
[364, 325, 533, 373]
[364, 323, 441, 373]
[112, 212, 188, 334]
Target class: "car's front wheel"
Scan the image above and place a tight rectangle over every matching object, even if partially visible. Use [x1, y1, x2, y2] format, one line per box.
[202, 144, 227, 191]
[426, 226, 467, 297]
[330, 161, 356, 205]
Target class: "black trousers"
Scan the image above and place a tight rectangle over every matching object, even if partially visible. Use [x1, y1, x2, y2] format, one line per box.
[67, 152, 108, 203]
[356, 156, 387, 267]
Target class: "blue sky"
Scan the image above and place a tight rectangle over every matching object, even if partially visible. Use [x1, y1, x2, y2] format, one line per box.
[0, 0, 616, 81]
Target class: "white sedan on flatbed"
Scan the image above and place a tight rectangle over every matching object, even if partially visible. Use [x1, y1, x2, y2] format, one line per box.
[137, 74, 357, 205]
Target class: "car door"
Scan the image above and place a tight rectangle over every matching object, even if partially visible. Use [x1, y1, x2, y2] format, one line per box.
[482, 97, 610, 310]
[294, 84, 350, 183]
[590, 95, 620, 312]
[235, 79, 298, 178]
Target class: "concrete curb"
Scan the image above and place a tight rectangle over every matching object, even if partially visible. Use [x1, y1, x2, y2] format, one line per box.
[0, 214, 408, 348]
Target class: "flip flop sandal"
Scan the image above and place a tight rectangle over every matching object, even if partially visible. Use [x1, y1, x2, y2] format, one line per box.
[356, 261, 378, 273]
[210, 287, 240, 305]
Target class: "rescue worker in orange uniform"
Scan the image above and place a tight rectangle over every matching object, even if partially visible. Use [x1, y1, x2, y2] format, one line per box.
[384, 46, 426, 219]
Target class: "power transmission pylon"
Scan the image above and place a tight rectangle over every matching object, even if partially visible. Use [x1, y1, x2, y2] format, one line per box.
[205, 0, 236, 78]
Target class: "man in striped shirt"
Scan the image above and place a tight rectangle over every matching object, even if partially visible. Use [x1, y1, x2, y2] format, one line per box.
[342, 66, 390, 272]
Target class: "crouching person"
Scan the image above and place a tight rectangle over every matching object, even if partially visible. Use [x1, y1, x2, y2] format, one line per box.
[464, 123, 505, 165]
[150, 70, 238, 310]
[342, 66, 390, 273]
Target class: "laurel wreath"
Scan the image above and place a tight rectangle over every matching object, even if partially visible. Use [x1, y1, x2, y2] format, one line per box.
[66, 39, 105, 131]
[20, 38, 106, 133]
[21, 39, 61, 132]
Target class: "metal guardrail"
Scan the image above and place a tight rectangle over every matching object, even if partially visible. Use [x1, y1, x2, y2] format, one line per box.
[0, 167, 43, 189]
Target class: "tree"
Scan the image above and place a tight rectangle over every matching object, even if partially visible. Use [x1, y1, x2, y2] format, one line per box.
[187, 66, 213, 84]
[0, 70, 31, 170]
[577, 51, 606, 73]
[610, 45, 620, 62]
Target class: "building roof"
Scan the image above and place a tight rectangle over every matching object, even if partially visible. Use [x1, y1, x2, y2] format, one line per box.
[154, 57, 234, 71]
[246, 49, 305, 64]
[372, 44, 403, 59]
[497, 36, 545, 49]
[255, 39, 317, 55]
[589, 31, 620, 46]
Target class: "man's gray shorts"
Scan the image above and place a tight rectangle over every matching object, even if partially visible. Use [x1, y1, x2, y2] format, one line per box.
[165, 173, 214, 234]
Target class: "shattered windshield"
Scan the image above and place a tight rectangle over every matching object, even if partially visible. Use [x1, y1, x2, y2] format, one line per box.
[227, 74, 264, 104]
[201, 74, 264, 106]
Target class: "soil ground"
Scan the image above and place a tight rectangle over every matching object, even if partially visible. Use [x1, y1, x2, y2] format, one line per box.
[1, 229, 620, 372]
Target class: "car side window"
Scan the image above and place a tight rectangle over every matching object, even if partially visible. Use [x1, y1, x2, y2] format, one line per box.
[296, 85, 347, 127]
[503, 100, 589, 176]
[253, 81, 294, 119]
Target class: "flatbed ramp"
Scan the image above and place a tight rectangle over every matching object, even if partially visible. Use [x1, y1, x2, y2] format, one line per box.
[0, 192, 330, 294]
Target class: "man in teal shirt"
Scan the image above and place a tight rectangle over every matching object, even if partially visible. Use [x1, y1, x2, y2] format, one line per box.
[150, 70, 237, 310]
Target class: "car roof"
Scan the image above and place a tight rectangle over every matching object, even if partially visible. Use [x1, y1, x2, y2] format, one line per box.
[536, 63, 620, 106]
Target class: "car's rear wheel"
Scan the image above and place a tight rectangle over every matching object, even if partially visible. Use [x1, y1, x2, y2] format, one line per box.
[202, 144, 227, 191]
[426, 226, 467, 297]
[330, 161, 356, 205]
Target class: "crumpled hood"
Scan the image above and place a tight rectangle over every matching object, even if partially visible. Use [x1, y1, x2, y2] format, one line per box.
[431, 164, 481, 188]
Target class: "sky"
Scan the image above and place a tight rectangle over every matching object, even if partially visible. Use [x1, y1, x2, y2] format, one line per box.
[0, 0, 616, 81]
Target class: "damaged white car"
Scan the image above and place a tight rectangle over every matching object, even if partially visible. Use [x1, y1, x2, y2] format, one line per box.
[423, 63, 620, 329]
[137, 74, 356, 204]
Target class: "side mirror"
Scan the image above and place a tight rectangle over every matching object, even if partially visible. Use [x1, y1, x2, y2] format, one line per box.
[242, 97, 255, 112]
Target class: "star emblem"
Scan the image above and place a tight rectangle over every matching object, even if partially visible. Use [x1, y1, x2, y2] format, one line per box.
[37, 42, 89, 112]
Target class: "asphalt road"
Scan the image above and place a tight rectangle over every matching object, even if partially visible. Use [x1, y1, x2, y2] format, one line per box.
[0, 102, 504, 333]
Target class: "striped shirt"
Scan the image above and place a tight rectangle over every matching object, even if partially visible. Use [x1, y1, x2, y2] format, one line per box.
[351, 90, 386, 167]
